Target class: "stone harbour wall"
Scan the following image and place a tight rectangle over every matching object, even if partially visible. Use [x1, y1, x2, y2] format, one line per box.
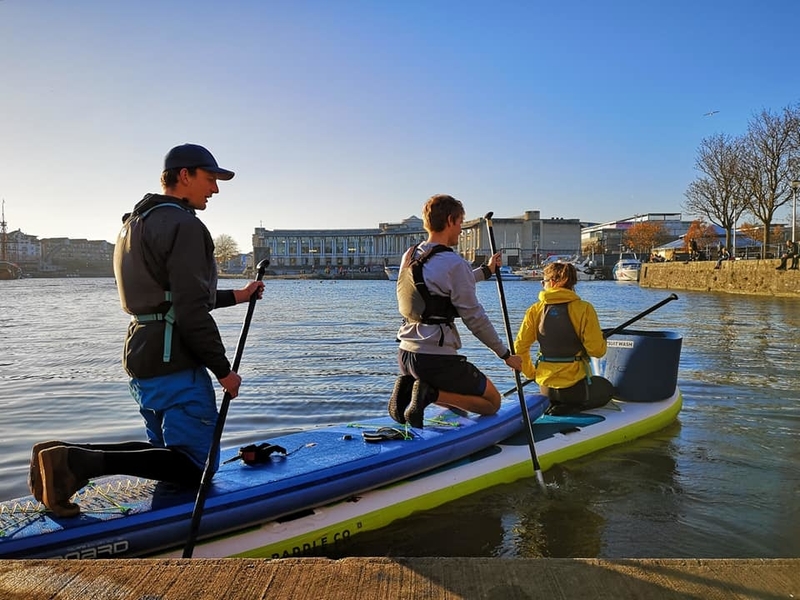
[640, 259, 800, 297]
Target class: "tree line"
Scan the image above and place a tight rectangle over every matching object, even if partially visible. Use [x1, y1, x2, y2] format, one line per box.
[683, 102, 799, 258]
[591, 102, 800, 260]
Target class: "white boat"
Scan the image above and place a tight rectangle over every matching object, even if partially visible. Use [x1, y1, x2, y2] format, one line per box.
[612, 254, 641, 282]
[384, 266, 399, 281]
[572, 258, 602, 281]
[496, 266, 525, 281]
[514, 267, 543, 281]
[540, 255, 602, 281]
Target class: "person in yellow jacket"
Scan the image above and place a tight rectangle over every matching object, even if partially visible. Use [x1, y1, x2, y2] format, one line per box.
[514, 262, 613, 415]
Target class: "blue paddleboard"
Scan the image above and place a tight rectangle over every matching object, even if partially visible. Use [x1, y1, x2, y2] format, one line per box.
[0, 394, 548, 558]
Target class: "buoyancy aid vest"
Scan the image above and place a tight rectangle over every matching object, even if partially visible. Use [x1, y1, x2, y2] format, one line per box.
[113, 202, 189, 363]
[536, 302, 587, 366]
[397, 244, 460, 325]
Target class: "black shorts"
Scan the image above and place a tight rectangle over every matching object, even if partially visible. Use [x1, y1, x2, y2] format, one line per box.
[398, 350, 487, 396]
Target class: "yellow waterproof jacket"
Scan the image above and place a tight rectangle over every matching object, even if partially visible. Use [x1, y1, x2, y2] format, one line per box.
[514, 287, 606, 389]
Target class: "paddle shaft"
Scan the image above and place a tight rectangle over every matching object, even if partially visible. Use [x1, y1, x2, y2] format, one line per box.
[484, 212, 545, 486]
[602, 293, 679, 338]
[500, 294, 679, 397]
[183, 258, 269, 558]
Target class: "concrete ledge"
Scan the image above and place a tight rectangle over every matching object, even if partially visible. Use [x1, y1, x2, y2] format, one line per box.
[641, 260, 800, 297]
[0, 558, 796, 599]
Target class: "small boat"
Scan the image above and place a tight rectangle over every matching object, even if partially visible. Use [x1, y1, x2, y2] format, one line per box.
[0, 328, 682, 559]
[515, 267, 543, 281]
[540, 255, 602, 281]
[0, 261, 22, 280]
[612, 255, 641, 282]
[496, 265, 525, 281]
[384, 266, 399, 281]
[572, 258, 602, 281]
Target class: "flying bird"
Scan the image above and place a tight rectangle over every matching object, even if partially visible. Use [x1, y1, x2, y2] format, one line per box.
[704, 110, 719, 117]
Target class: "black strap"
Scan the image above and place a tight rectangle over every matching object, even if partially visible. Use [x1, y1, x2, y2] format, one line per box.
[410, 244, 459, 324]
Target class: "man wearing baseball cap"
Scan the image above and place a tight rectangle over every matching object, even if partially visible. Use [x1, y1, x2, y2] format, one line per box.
[32, 144, 264, 517]
[163, 143, 235, 181]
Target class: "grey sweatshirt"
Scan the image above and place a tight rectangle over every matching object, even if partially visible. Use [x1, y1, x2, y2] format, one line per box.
[396, 242, 509, 357]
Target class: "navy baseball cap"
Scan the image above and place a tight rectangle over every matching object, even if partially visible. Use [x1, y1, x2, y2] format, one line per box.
[163, 144, 235, 180]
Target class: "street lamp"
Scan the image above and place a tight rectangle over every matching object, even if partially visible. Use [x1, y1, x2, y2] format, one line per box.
[791, 180, 800, 243]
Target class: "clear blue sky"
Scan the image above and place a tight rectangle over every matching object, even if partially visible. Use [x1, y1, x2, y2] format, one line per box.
[2, 0, 798, 250]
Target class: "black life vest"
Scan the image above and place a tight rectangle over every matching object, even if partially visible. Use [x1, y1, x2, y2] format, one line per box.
[113, 201, 192, 364]
[537, 302, 585, 363]
[114, 201, 191, 316]
[397, 244, 459, 324]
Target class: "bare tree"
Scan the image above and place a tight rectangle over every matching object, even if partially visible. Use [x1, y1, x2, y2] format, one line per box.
[740, 108, 795, 257]
[683, 133, 748, 249]
[214, 234, 240, 271]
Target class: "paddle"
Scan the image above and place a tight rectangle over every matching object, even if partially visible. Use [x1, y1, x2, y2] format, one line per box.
[183, 258, 269, 558]
[484, 212, 545, 487]
[602, 293, 679, 338]
[500, 294, 679, 397]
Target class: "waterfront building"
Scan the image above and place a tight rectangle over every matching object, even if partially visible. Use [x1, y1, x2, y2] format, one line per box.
[251, 216, 428, 273]
[251, 211, 582, 273]
[460, 211, 581, 267]
[5, 229, 42, 269]
[581, 213, 693, 258]
[39, 237, 114, 275]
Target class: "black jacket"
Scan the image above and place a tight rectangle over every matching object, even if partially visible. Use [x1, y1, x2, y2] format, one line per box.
[113, 193, 235, 380]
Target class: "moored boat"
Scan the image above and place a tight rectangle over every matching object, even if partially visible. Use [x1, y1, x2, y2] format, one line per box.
[540, 255, 602, 281]
[496, 265, 525, 281]
[613, 253, 641, 281]
[514, 267, 543, 281]
[384, 266, 399, 281]
[0, 261, 22, 280]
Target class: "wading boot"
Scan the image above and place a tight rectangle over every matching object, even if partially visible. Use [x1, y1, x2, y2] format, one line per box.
[387, 375, 415, 424]
[39, 446, 102, 518]
[29, 440, 70, 502]
[404, 380, 440, 428]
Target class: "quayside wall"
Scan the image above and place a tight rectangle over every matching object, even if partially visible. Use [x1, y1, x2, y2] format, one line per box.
[640, 259, 800, 298]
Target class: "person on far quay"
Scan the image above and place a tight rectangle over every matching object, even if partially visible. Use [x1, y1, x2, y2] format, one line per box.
[776, 239, 799, 270]
[389, 193, 522, 428]
[714, 246, 731, 269]
[30, 143, 265, 517]
[514, 262, 611, 415]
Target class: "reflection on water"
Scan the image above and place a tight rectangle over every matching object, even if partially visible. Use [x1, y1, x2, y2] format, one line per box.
[0, 278, 798, 557]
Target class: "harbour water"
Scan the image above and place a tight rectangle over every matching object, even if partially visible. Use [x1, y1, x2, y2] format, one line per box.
[0, 277, 798, 558]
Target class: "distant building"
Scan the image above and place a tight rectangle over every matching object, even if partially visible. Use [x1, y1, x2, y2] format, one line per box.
[460, 211, 581, 267]
[251, 216, 427, 273]
[5, 229, 42, 268]
[40, 237, 114, 274]
[581, 213, 693, 257]
[251, 211, 582, 272]
[221, 253, 250, 274]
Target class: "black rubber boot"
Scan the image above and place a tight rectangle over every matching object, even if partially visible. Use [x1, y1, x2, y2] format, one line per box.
[404, 380, 439, 428]
[388, 375, 415, 424]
